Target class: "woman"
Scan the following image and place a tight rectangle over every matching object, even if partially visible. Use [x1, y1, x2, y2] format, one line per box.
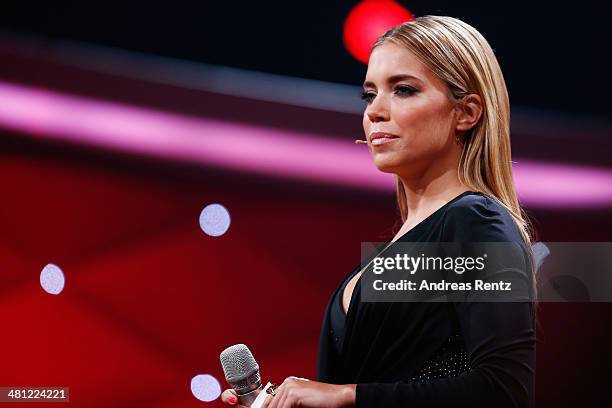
[222, 15, 537, 408]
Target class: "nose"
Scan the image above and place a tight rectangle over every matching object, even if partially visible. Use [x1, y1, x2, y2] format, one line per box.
[365, 94, 390, 123]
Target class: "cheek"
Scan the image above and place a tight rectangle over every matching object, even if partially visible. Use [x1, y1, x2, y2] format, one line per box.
[393, 102, 453, 146]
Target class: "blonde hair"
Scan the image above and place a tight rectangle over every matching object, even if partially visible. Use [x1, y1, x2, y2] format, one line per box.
[373, 16, 538, 300]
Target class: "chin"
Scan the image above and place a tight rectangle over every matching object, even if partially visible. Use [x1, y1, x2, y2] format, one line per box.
[372, 159, 401, 174]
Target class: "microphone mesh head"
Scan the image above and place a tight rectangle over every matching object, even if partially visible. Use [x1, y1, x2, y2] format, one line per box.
[219, 344, 261, 394]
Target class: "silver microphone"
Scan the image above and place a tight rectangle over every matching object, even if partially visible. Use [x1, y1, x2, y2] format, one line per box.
[220, 344, 263, 407]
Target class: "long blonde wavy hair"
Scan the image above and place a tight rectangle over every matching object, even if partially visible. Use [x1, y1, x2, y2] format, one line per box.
[372, 16, 539, 300]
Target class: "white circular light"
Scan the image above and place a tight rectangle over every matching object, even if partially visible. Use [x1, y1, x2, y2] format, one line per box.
[190, 374, 221, 402]
[40, 263, 65, 295]
[199, 203, 231, 237]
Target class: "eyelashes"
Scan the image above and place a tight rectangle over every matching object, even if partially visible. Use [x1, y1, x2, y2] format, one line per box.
[359, 91, 375, 103]
[360, 85, 418, 104]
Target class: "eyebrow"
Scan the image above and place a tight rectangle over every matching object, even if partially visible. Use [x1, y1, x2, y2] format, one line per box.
[362, 74, 422, 89]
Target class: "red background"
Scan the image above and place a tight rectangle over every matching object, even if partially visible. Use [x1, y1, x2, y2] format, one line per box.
[1, 136, 611, 407]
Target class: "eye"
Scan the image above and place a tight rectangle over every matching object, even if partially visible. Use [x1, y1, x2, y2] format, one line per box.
[360, 85, 417, 104]
[395, 85, 417, 96]
[360, 90, 375, 104]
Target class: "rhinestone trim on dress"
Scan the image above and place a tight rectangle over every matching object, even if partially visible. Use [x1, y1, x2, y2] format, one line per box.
[409, 334, 470, 382]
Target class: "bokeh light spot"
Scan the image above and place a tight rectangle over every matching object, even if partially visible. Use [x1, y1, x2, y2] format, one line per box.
[199, 203, 231, 237]
[190, 374, 221, 402]
[343, 0, 414, 64]
[40, 263, 65, 295]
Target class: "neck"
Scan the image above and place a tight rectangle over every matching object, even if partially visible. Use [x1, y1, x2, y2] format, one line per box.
[396, 153, 469, 227]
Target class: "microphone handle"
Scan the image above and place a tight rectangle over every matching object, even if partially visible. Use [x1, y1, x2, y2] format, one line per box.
[237, 384, 264, 407]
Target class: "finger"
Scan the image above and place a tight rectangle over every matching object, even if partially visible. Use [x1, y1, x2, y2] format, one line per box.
[288, 376, 310, 381]
[220, 389, 239, 405]
[267, 377, 290, 408]
[266, 384, 283, 408]
[269, 380, 293, 408]
[273, 386, 290, 408]
[261, 392, 274, 408]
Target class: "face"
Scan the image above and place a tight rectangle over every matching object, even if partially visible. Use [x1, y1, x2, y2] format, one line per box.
[362, 42, 461, 176]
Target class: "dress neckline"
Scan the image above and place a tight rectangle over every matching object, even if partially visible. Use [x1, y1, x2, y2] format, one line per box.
[391, 190, 482, 244]
[341, 190, 482, 317]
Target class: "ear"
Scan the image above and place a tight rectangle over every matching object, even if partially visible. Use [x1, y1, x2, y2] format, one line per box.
[454, 94, 483, 132]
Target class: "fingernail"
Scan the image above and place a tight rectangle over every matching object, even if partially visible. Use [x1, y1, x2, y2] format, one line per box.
[228, 395, 237, 404]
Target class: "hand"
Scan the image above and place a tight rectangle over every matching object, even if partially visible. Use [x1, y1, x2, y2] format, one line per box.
[264, 377, 355, 408]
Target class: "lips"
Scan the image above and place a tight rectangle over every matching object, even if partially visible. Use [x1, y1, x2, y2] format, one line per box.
[369, 132, 400, 146]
